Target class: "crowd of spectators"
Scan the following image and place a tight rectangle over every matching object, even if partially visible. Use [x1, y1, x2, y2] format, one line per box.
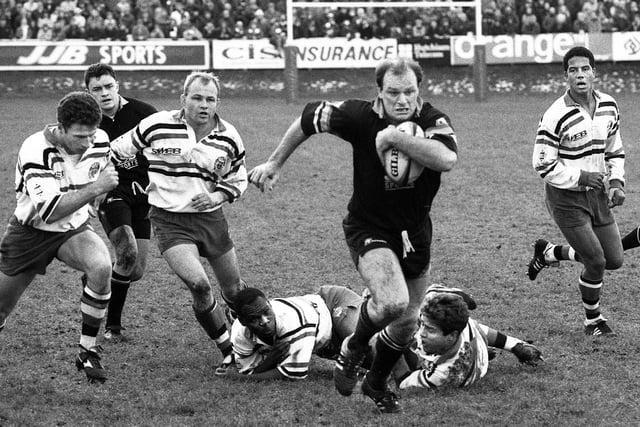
[0, 0, 639, 42]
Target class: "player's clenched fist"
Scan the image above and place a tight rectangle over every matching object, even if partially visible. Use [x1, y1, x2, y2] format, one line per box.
[94, 163, 119, 194]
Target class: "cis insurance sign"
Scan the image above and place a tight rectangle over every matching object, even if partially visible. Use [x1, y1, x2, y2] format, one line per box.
[449, 33, 613, 65]
[211, 38, 398, 69]
[0, 40, 209, 70]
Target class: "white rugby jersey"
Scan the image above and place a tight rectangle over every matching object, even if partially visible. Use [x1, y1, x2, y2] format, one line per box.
[533, 90, 625, 191]
[231, 294, 332, 379]
[13, 125, 110, 232]
[398, 318, 489, 389]
[110, 110, 247, 212]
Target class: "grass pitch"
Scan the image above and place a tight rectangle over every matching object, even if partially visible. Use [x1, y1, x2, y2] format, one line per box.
[1, 94, 640, 426]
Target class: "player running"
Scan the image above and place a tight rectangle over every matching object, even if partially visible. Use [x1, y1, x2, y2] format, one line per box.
[249, 57, 458, 413]
[110, 71, 247, 370]
[529, 46, 625, 337]
[0, 92, 118, 383]
[84, 63, 157, 341]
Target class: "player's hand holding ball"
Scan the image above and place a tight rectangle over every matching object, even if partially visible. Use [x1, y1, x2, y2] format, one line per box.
[377, 121, 425, 186]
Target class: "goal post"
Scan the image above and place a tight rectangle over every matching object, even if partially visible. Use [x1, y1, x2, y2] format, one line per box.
[284, 0, 486, 102]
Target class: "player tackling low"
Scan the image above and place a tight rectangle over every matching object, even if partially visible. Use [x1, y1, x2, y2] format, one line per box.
[249, 57, 457, 413]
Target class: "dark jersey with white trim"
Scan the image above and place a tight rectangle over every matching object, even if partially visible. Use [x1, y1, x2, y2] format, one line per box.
[300, 99, 458, 232]
[99, 97, 157, 186]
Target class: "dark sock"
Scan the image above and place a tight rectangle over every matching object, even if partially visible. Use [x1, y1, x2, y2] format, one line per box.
[106, 271, 131, 328]
[350, 300, 382, 350]
[622, 227, 640, 251]
[367, 330, 406, 390]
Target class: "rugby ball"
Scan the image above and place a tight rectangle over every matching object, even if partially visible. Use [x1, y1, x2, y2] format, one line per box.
[381, 121, 425, 185]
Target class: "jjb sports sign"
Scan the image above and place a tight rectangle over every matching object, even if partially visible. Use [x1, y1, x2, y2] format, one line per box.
[0, 40, 209, 70]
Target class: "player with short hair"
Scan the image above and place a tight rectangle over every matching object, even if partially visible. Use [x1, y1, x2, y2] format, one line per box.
[0, 91, 119, 383]
[249, 57, 458, 413]
[110, 71, 247, 369]
[529, 46, 625, 337]
[392, 285, 543, 390]
[226, 285, 365, 380]
[84, 63, 157, 341]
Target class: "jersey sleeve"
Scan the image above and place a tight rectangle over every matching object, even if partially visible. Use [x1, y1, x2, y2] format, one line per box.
[604, 101, 625, 186]
[300, 100, 364, 143]
[18, 137, 63, 223]
[208, 126, 247, 203]
[423, 114, 458, 154]
[230, 321, 264, 375]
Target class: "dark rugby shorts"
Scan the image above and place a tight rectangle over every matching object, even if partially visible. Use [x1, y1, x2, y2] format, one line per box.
[316, 285, 363, 359]
[342, 214, 432, 279]
[0, 216, 92, 276]
[545, 184, 615, 229]
[98, 183, 151, 239]
[149, 207, 233, 258]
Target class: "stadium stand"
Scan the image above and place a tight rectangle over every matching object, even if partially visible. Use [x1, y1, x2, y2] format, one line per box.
[0, 0, 638, 40]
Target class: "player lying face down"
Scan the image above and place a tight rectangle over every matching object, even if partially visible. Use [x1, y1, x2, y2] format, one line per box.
[392, 288, 543, 390]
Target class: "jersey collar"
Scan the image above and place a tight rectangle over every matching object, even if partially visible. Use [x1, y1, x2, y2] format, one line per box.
[563, 88, 600, 107]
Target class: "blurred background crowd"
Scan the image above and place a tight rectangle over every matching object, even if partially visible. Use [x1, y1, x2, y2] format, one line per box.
[0, 0, 638, 43]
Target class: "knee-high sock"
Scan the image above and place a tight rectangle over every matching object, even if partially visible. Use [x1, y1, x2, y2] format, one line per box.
[622, 226, 640, 251]
[80, 285, 110, 349]
[366, 328, 408, 390]
[193, 299, 232, 356]
[106, 270, 131, 329]
[579, 275, 603, 323]
[349, 299, 383, 351]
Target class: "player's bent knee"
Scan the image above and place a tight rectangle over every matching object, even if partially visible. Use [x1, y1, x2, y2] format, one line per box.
[189, 280, 213, 298]
[379, 300, 409, 322]
[606, 256, 623, 270]
[116, 245, 139, 272]
[84, 263, 112, 291]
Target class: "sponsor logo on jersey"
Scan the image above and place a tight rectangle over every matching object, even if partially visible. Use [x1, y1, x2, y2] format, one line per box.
[564, 130, 587, 143]
[88, 162, 100, 179]
[151, 147, 182, 155]
[117, 157, 139, 169]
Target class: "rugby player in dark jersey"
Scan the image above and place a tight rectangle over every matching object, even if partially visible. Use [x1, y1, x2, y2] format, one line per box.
[84, 63, 157, 341]
[249, 57, 458, 413]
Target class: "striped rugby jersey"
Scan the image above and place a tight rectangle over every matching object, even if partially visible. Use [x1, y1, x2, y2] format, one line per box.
[110, 110, 247, 212]
[533, 90, 625, 191]
[398, 318, 489, 389]
[13, 125, 110, 232]
[231, 294, 332, 379]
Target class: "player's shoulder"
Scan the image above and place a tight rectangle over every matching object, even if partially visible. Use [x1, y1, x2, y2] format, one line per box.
[540, 95, 572, 124]
[138, 109, 179, 128]
[417, 103, 452, 128]
[123, 97, 158, 115]
[595, 90, 618, 106]
[218, 116, 241, 138]
[20, 129, 49, 159]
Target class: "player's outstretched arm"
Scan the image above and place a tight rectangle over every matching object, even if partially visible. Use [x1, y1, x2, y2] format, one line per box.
[249, 117, 309, 192]
[478, 322, 543, 366]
